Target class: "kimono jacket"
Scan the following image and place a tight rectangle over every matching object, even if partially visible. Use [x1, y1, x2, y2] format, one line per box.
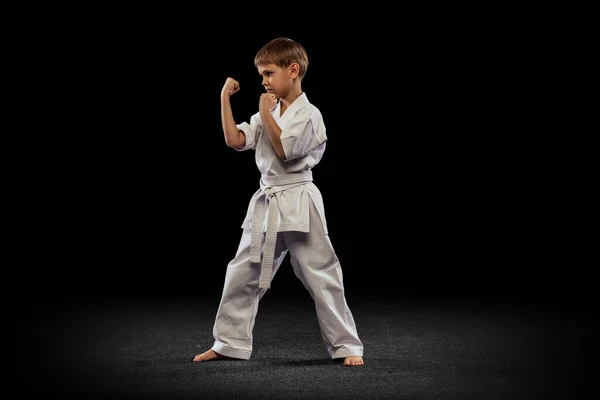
[235, 93, 330, 288]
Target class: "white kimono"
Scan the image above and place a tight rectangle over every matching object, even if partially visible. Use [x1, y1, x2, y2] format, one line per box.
[236, 92, 329, 236]
[209, 93, 364, 360]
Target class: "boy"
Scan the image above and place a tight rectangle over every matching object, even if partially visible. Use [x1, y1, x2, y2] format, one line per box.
[193, 37, 364, 366]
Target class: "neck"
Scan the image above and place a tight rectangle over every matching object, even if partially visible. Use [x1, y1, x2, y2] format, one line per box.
[280, 83, 303, 109]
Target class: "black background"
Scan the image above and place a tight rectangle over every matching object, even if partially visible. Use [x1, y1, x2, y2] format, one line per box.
[21, 11, 586, 314]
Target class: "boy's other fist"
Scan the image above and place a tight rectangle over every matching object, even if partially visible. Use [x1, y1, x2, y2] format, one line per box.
[259, 93, 277, 114]
[222, 77, 240, 96]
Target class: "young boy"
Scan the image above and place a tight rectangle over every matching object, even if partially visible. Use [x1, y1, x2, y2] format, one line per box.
[193, 37, 364, 366]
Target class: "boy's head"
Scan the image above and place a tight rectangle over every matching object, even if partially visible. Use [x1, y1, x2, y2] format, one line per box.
[254, 37, 309, 82]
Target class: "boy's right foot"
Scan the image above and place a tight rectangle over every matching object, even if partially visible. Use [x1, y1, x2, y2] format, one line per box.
[193, 349, 235, 362]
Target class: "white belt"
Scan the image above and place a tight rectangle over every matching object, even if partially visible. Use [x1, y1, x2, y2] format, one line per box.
[249, 171, 313, 289]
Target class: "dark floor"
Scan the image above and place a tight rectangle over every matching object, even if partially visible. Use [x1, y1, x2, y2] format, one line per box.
[20, 291, 590, 400]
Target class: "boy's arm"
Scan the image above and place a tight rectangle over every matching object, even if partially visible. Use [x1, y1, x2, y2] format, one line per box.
[259, 93, 285, 160]
[221, 92, 246, 149]
[221, 78, 246, 149]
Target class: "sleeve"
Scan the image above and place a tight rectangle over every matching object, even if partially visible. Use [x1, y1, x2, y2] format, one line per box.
[280, 106, 327, 161]
[235, 112, 262, 151]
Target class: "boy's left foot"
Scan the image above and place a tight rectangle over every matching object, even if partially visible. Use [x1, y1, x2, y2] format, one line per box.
[343, 356, 364, 366]
[193, 349, 236, 362]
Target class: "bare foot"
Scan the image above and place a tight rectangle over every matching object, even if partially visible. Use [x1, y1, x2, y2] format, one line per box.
[192, 349, 236, 362]
[343, 356, 364, 366]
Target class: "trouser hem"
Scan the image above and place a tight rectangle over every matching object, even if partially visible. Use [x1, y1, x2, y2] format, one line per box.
[212, 340, 252, 360]
[330, 346, 364, 359]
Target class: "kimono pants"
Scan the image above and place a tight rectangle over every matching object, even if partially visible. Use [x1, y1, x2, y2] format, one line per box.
[210, 199, 364, 360]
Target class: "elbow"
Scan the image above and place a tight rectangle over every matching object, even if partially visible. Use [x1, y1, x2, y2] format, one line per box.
[225, 131, 245, 149]
[275, 145, 288, 160]
[275, 137, 286, 160]
[227, 142, 244, 150]
[276, 140, 286, 160]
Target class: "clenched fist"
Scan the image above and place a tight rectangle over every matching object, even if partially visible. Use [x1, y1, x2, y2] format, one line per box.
[259, 93, 278, 114]
[222, 77, 240, 96]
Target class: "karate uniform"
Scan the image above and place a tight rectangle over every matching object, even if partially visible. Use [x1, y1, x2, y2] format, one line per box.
[210, 93, 363, 360]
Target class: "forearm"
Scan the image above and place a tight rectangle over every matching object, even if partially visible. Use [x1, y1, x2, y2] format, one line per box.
[260, 109, 286, 160]
[221, 93, 245, 148]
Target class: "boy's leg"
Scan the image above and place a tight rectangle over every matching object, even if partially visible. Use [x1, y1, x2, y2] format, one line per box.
[206, 228, 288, 360]
[283, 200, 364, 361]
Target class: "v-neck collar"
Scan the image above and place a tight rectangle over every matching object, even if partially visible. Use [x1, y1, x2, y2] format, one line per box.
[275, 93, 309, 127]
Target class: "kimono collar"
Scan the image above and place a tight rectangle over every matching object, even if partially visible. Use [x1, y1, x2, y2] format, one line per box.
[275, 92, 310, 127]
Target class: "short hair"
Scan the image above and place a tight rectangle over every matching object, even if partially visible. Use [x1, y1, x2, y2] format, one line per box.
[254, 37, 309, 81]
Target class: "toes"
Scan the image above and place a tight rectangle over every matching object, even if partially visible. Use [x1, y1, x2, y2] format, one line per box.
[342, 357, 364, 366]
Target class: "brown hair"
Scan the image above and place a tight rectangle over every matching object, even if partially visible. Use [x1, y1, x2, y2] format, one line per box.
[254, 37, 309, 81]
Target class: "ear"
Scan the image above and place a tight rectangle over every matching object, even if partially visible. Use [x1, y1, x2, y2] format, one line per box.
[289, 63, 299, 79]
